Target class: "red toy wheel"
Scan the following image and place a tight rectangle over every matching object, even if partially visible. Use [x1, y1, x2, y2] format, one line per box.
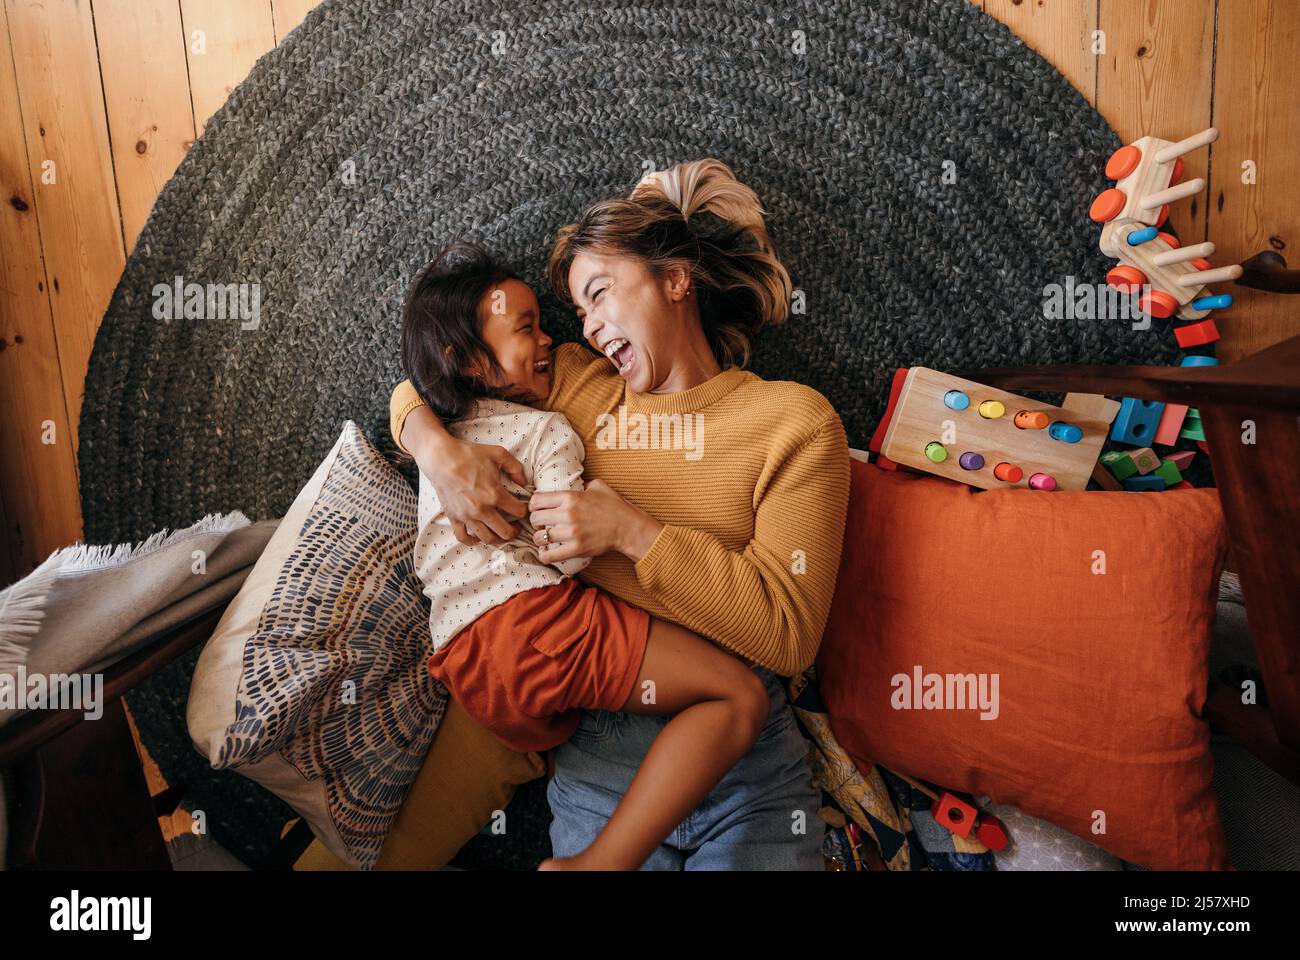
[1138, 289, 1179, 319]
[1157, 231, 1180, 249]
[1089, 188, 1127, 223]
[1170, 157, 1185, 184]
[1155, 203, 1170, 227]
[1106, 265, 1147, 292]
[1105, 145, 1141, 180]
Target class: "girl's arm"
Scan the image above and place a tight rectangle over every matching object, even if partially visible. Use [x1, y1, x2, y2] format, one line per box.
[631, 415, 851, 677]
[391, 380, 528, 545]
[528, 414, 592, 578]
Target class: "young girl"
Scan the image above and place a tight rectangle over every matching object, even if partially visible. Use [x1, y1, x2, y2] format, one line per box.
[401, 239, 771, 871]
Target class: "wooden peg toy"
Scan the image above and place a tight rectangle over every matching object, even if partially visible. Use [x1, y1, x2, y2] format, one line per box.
[1095, 127, 1243, 326]
[880, 368, 1113, 492]
[1094, 128, 1218, 229]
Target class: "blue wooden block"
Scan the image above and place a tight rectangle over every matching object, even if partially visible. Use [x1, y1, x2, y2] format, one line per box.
[1110, 398, 1165, 446]
[1123, 475, 1167, 492]
[1180, 355, 1219, 367]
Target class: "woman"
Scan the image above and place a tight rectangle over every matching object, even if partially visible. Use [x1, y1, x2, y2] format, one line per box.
[390, 158, 851, 869]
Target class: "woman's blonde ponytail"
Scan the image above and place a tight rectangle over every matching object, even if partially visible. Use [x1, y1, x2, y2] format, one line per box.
[548, 158, 793, 370]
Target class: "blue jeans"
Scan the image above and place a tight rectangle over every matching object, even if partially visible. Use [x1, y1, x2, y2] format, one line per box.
[546, 665, 824, 870]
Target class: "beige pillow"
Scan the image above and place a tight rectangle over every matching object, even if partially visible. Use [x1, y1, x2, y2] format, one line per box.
[187, 421, 446, 869]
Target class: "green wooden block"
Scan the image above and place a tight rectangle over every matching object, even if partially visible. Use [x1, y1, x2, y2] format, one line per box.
[1154, 459, 1182, 486]
[1179, 419, 1206, 441]
[1100, 450, 1138, 481]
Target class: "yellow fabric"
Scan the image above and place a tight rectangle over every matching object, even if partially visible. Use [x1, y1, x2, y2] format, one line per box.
[293, 699, 546, 870]
[391, 340, 850, 676]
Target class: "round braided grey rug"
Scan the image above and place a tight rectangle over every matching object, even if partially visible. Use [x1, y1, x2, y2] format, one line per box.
[79, 0, 1183, 867]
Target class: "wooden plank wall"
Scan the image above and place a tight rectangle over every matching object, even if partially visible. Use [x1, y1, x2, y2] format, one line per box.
[1, 0, 323, 581]
[2, 0, 1298, 583]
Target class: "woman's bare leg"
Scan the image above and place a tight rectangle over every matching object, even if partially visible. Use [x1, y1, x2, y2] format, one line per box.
[538, 617, 770, 870]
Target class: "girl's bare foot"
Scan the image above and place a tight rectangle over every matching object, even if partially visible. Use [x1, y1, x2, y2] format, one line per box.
[537, 855, 583, 871]
[538, 851, 630, 870]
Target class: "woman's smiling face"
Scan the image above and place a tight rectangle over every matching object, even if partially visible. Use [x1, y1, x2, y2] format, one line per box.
[568, 252, 687, 393]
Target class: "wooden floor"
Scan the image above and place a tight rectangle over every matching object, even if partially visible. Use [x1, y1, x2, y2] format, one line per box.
[2, 0, 1298, 584]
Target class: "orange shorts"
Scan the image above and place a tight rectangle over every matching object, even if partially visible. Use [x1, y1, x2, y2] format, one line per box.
[426, 578, 651, 754]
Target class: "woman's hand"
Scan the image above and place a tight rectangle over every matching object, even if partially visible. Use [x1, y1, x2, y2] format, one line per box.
[529, 479, 664, 564]
[404, 406, 528, 545]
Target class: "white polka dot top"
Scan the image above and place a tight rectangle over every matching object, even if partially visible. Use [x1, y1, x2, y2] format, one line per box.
[414, 397, 591, 650]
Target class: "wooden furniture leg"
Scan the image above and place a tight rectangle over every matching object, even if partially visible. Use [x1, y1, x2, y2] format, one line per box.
[1199, 405, 1300, 766]
[7, 697, 171, 869]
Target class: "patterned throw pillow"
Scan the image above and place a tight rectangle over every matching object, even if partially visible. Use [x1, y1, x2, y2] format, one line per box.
[187, 421, 446, 869]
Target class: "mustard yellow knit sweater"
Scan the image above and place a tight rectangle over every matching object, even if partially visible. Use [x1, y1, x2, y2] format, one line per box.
[391, 342, 850, 676]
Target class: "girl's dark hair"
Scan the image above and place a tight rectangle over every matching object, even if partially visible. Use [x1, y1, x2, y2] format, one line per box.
[400, 239, 524, 423]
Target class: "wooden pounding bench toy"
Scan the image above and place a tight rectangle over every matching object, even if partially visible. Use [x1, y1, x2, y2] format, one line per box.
[877, 367, 1120, 492]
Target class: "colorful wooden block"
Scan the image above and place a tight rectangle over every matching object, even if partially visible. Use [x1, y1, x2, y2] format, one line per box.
[1124, 475, 1167, 492]
[1180, 408, 1206, 441]
[974, 816, 1010, 852]
[1167, 450, 1197, 473]
[1180, 354, 1219, 367]
[933, 793, 979, 838]
[1154, 403, 1189, 446]
[1174, 319, 1220, 348]
[1100, 450, 1138, 481]
[1091, 461, 1124, 491]
[1127, 447, 1161, 474]
[1111, 398, 1165, 446]
[1154, 459, 1182, 486]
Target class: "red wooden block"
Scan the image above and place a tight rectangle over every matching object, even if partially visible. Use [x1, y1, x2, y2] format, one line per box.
[974, 816, 1010, 851]
[1196, 440, 1210, 455]
[876, 453, 899, 471]
[1167, 450, 1197, 472]
[1174, 319, 1220, 348]
[933, 792, 978, 838]
[1154, 403, 1189, 446]
[1170, 481, 1194, 490]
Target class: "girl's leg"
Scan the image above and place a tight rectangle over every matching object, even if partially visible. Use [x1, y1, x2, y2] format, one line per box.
[540, 616, 770, 870]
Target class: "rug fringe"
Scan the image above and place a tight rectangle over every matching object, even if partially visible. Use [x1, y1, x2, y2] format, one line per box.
[56, 511, 251, 574]
[0, 549, 66, 670]
[0, 511, 251, 670]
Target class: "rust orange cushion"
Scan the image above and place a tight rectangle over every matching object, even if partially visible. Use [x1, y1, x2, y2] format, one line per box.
[818, 459, 1230, 870]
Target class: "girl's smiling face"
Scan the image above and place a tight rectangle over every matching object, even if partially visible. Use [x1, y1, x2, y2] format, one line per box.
[471, 278, 553, 404]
